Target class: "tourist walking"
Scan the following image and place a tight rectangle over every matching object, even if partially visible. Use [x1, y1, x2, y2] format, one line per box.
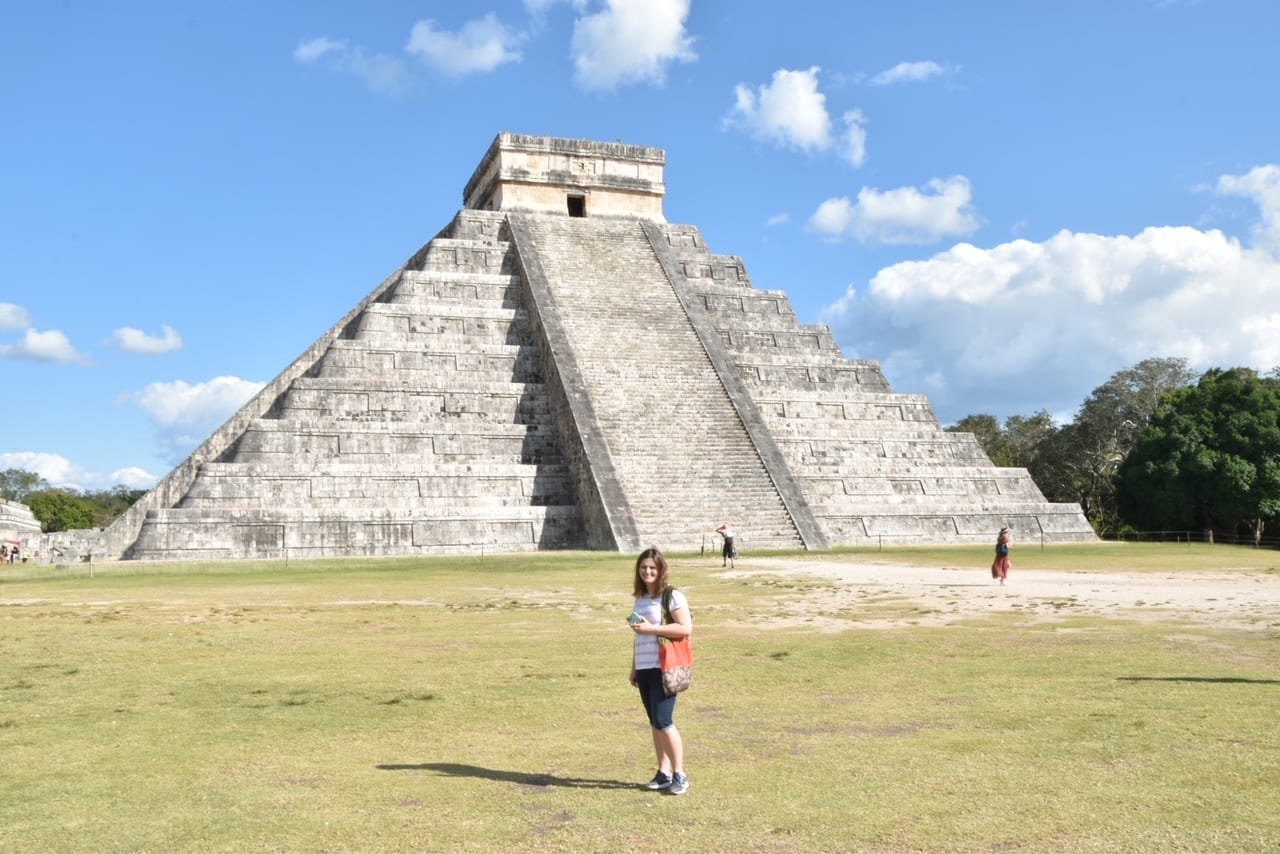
[992, 527, 1012, 585]
[715, 522, 737, 568]
[628, 546, 692, 795]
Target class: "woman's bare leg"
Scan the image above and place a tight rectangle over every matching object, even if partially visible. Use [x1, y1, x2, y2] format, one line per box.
[653, 724, 684, 775]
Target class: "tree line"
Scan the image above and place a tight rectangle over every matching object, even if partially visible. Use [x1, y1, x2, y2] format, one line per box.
[948, 358, 1280, 544]
[0, 470, 146, 533]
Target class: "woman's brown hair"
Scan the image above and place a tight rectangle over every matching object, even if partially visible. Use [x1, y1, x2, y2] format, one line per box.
[632, 546, 669, 597]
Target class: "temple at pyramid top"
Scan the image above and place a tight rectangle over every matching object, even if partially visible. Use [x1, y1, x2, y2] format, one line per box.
[462, 132, 667, 221]
[41, 132, 1096, 562]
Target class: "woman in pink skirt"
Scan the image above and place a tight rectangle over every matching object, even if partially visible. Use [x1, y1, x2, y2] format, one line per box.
[991, 527, 1012, 585]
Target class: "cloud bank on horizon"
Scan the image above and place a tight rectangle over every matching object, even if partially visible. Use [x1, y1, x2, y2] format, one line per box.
[3, 1, 1277, 493]
[823, 202, 1280, 421]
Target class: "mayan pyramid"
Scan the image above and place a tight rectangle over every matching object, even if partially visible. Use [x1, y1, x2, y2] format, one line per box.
[91, 133, 1094, 560]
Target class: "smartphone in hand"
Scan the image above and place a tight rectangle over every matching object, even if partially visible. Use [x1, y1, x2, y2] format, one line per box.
[627, 612, 644, 625]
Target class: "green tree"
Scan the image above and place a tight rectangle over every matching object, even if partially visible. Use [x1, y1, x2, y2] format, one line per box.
[0, 468, 49, 502]
[80, 485, 147, 527]
[1116, 368, 1280, 543]
[1038, 358, 1198, 532]
[25, 489, 97, 533]
[948, 414, 1008, 465]
[1002, 411, 1057, 469]
[947, 411, 1056, 470]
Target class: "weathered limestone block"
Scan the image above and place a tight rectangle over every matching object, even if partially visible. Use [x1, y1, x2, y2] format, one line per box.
[417, 240, 515, 275]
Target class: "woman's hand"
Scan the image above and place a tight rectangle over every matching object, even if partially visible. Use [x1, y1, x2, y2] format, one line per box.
[630, 617, 652, 635]
[629, 667, 637, 686]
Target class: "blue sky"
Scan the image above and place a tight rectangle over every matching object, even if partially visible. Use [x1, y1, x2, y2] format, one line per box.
[3, 0, 1279, 491]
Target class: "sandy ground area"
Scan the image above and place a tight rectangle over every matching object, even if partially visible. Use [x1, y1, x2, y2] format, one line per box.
[717, 557, 1280, 633]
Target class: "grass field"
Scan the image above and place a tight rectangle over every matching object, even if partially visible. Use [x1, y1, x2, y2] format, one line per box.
[2, 544, 1277, 852]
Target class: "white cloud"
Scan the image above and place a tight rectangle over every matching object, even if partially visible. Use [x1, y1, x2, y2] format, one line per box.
[0, 303, 30, 330]
[0, 452, 159, 492]
[0, 451, 89, 489]
[820, 166, 1280, 423]
[810, 197, 856, 236]
[126, 376, 265, 462]
[869, 60, 947, 86]
[729, 67, 832, 153]
[766, 212, 790, 227]
[109, 466, 160, 490]
[821, 214, 1280, 423]
[809, 176, 981, 244]
[1216, 164, 1280, 254]
[2, 453, 85, 492]
[406, 13, 524, 76]
[524, 0, 588, 18]
[297, 16, 524, 90]
[728, 69, 869, 168]
[347, 50, 411, 93]
[0, 328, 87, 363]
[293, 36, 407, 93]
[109, 324, 183, 355]
[571, 0, 696, 90]
[293, 37, 346, 64]
[841, 109, 868, 168]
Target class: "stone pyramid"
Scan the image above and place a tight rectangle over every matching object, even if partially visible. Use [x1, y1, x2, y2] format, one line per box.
[92, 133, 1093, 561]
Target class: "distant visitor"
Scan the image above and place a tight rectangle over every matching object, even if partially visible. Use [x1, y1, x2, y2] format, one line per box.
[715, 522, 738, 568]
[992, 527, 1012, 585]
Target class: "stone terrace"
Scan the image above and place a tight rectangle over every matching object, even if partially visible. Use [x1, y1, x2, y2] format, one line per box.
[656, 223, 1095, 545]
[127, 211, 584, 559]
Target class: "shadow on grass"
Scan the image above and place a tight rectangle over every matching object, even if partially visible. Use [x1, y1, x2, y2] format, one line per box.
[376, 762, 638, 790]
[1118, 676, 1280, 685]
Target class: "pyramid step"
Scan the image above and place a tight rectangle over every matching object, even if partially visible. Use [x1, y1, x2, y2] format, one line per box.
[246, 416, 550, 436]
[197, 460, 571, 478]
[362, 301, 524, 321]
[130, 504, 584, 559]
[233, 450, 564, 467]
[416, 239, 515, 275]
[398, 270, 521, 287]
[382, 286, 519, 310]
[315, 343, 541, 377]
[144, 503, 581, 525]
[276, 391, 551, 425]
[324, 339, 526, 357]
[288, 375, 544, 393]
[233, 419, 564, 463]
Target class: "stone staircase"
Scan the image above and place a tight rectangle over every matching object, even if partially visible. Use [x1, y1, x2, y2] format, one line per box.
[126, 211, 584, 559]
[518, 215, 804, 552]
[656, 224, 1096, 545]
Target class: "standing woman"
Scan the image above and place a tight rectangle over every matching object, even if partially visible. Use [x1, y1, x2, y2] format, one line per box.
[992, 526, 1012, 585]
[629, 546, 692, 795]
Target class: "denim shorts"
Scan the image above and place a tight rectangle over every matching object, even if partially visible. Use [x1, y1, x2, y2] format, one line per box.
[636, 668, 677, 730]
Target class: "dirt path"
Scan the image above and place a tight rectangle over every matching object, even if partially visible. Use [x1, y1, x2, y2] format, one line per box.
[717, 558, 1280, 632]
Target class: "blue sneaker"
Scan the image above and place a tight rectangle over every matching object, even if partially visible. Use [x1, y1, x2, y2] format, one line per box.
[645, 771, 672, 790]
[667, 772, 689, 795]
